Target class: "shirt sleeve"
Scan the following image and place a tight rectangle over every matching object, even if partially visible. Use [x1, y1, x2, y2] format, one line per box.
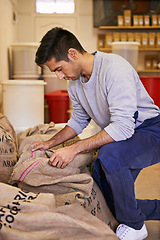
[104, 60, 138, 141]
[67, 82, 90, 135]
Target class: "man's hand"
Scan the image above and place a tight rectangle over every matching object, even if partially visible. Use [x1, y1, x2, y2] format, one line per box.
[32, 129, 114, 170]
[31, 140, 51, 151]
[48, 145, 77, 169]
[48, 129, 115, 169]
[32, 141, 77, 169]
[31, 125, 77, 153]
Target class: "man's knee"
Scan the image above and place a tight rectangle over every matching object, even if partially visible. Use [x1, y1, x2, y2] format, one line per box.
[98, 142, 128, 174]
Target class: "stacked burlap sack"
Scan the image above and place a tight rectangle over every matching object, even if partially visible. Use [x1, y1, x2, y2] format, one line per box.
[16, 121, 81, 155]
[0, 113, 18, 183]
[0, 115, 118, 239]
[10, 123, 118, 229]
[0, 183, 118, 240]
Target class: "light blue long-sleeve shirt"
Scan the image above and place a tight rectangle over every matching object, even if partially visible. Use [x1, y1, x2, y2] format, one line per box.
[67, 51, 159, 141]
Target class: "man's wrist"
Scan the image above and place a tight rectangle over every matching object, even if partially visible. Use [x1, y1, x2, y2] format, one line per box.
[48, 139, 55, 148]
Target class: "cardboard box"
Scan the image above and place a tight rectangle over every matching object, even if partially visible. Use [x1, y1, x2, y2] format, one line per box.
[134, 33, 141, 47]
[113, 32, 120, 42]
[158, 15, 160, 25]
[128, 32, 134, 42]
[152, 15, 158, 26]
[97, 34, 105, 49]
[145, 55, 152, 69]
[117, 15, 124, 26]
[105, 33, 113, 48]
[152, 55, 159, 69]
[123, 10, 131, 26]
[138, 15, 143, 26]
[141, 33, 148, 48]
[144, 15, 150, 26]
[148, 32, 156, 48]
[120, 32, 127, 42]
[133, 15, 138, 26]
[156, 33, 160, 48]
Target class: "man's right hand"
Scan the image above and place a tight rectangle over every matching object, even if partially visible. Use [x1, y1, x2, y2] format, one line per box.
[31, 140, 51, 152]
[31, 126, 77, 153]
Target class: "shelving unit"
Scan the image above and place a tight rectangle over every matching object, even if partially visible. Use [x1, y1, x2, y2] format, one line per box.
[98, 26, 160, 76]
[138, 69, 160, 73]
[99, 26, 160, 30]
[98, 47, 160, 52]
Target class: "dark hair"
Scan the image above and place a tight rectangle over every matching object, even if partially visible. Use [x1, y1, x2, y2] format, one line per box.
[35, 27, 86, 66]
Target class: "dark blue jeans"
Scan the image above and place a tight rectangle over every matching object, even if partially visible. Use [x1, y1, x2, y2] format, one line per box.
[93, 114, 160, 230]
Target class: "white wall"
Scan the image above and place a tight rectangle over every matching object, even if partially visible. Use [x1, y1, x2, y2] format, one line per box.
[16, 0, 99, 53]
[0, 0, 100, 113]
[0, 0, 18, 112]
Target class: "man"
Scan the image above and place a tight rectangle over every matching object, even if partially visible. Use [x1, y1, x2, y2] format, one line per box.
[32, 27, 160, 240]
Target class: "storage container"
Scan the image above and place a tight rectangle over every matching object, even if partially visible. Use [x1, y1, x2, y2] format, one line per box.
[140, 76, 160, 108]
[111, 42, 140, 70]
[43, 74, 68, 93]
[2, 80, 46, 132]
[11, 43, 40, 77]
[43, 65, 52, 75]
[12, 74, 40, 80]
[45, 90, 69, 123]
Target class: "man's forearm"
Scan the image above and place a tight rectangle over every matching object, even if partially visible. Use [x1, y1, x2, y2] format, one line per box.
[49, 125, 77, 148]
[68, 129, 115, 155]
[48, 129, 115, 169]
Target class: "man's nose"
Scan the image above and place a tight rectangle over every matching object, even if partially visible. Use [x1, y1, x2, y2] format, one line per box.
[55, 71, 65, 80]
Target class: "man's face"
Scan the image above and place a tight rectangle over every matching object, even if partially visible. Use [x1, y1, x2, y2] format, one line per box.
[45, 56, 81, 81]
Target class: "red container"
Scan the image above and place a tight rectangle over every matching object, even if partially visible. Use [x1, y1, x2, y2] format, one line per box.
[140, 76, 160, 108]
[45, 90, 69, 123]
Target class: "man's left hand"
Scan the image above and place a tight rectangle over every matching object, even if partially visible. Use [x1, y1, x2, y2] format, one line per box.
[48, 146, 76, 169]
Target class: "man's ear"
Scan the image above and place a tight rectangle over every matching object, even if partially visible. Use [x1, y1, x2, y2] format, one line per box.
[68, 48, 78, 60]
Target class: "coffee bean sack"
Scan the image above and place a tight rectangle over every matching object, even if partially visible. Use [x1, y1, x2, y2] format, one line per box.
[0, 183, 118, 240]
[0, 114, 18, 183]
[17, 122, 80, 155]
[10, 144, 118, 231]
[9, 123, 119, 233]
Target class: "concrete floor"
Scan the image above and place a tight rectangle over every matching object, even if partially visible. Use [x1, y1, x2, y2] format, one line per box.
[135, 163, 160, 240]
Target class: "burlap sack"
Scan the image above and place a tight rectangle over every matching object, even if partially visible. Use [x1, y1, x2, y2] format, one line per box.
[19, 177, 118, 231]
[10, 144, 118, 231]
[17, 122, 80, 155]
[0, 113, 18, 183]
[10, 145, 93, 194]
[0, 183, 118, 240]
[17, 121, 56, 137]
